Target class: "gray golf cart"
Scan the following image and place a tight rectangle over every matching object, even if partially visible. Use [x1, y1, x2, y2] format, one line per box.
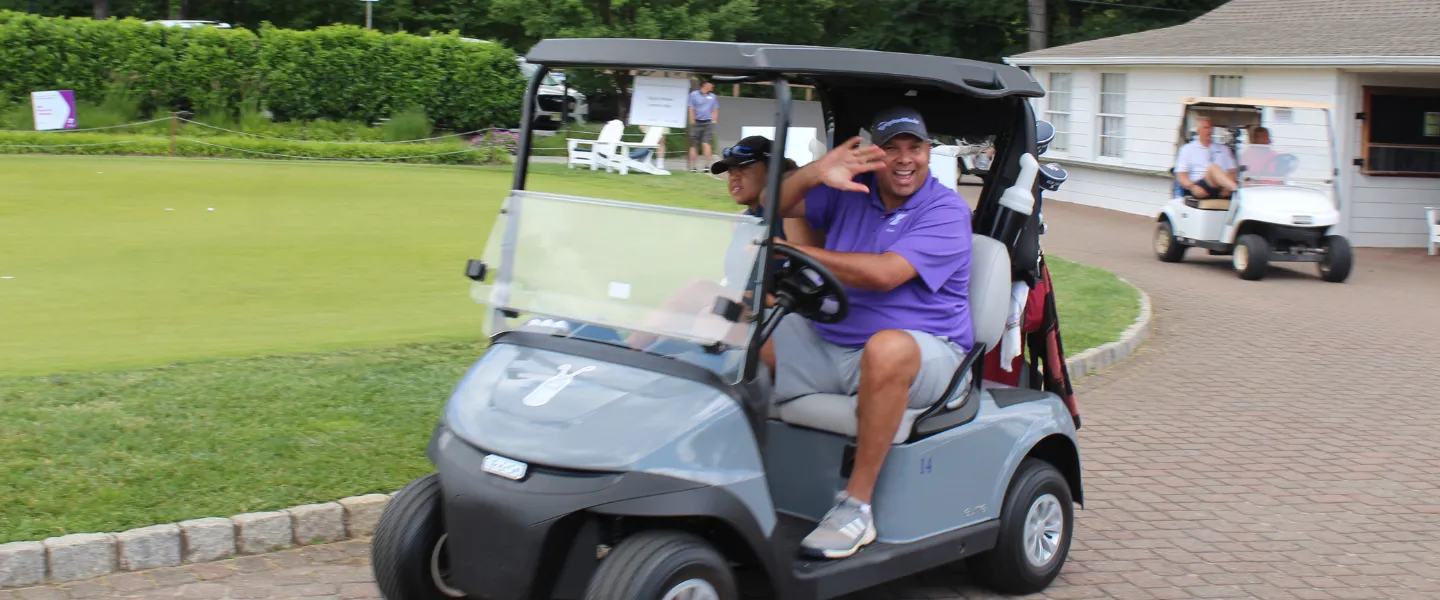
[371, 39, 1084, 600]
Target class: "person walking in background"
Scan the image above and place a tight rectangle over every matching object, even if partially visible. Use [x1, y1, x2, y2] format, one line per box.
[688, 79, 719, 172]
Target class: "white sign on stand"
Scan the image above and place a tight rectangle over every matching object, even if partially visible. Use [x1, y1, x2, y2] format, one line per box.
[31, 90, 77, 131]
[628, 76, 691, 129]
[928, 145, 961, 193]
[740, 126, 820, 166]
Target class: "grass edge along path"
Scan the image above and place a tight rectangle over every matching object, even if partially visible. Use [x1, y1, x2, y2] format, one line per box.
[0, 261, 1138, 545]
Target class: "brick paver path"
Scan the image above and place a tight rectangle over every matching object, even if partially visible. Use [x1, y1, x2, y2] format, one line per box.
[7, 201, 1440, 600]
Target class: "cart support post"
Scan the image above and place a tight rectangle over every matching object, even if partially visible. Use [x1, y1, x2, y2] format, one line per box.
[511, 64, 550, 192]
[744, 77, 793, 382]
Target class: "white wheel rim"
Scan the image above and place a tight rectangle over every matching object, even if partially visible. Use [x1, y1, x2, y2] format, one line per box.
[662, 578, 720, 600]
[430, 534, 468, 598]
[1155, 227, 1169, 254]
[1235, 245, 1249, 271]
[1022, 494, 1064, 568]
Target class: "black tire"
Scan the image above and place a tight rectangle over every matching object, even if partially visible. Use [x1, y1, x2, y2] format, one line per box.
[371, 473, 468, 599]
[1154, 220, 1186, 263]
[1233, 233, 1269, 281]
[967, 458, 1074, 595]
[1318, 234, 1353, 283]
[584, 530, 738, 600]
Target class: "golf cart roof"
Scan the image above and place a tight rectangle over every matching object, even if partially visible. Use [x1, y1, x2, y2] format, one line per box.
[524, 38, 1045, 100]
[1181, 96, 1334, 110]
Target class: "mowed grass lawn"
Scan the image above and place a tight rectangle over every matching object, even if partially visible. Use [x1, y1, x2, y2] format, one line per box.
[0, 155, 1136, 543]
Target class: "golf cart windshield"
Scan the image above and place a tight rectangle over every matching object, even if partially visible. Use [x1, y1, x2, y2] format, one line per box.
[1237, 106, 1335, 185]
[473, 191, 766, 380]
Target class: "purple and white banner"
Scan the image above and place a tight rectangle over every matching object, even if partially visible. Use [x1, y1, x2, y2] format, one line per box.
[32, 90, 77, 131]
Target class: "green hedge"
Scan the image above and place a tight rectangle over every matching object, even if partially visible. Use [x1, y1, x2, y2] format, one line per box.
[0, 131, 512, 164]
[0, 11, 525, 131]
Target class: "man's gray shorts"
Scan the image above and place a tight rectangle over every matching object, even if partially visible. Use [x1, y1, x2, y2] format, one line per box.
[771, 313, 966, 409]
[689, 121, 715, 148]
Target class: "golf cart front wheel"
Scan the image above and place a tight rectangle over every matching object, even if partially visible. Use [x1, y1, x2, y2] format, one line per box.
[1318, 235, 1353, 283]
[371, 473, 468, 599]
[967, 458, 1074, 595]
[1233, 234, 1270, 281]
[584, 531, 738, 600]
[1154, 220, 1186, 262]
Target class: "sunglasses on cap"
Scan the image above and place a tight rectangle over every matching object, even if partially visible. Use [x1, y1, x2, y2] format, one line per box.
[724, 144, 762, 159]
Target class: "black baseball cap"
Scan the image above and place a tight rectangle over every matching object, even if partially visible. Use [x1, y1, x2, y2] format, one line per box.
[870, 106, 930, 145]
[710, 135, 773, 174]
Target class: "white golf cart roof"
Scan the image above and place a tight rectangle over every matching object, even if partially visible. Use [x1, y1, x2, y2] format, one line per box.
[1177, 96, 1337, 144]
[1181, 96, 1333, 110]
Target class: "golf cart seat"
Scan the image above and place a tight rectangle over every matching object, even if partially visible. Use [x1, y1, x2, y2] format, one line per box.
[1175, 177, 1233, 211]
[1185, 197, 1232, 211]
[773, 233, 1011, 443]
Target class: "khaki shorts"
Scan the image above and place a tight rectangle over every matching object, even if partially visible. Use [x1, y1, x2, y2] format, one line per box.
[771, 313, 966, 409]
[689, 121, 715, 148]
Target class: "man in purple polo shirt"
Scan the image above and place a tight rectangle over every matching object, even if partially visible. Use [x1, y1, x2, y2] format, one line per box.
[763, 106, 973, 558]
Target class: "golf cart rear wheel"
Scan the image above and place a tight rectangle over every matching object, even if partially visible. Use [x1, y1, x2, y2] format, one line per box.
[583, 530, 737, 600]
[967, 458, 1073, 595]
[1318, 235, 1353, 283]
[371, 473, 468, 599]
[1154, 220, 1186, 262]
[1233, 234, 1269, 281]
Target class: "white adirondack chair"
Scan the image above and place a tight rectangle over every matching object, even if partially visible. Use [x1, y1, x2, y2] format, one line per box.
[610, 126, 670, 175]
[1427, 206, 1439, 256]
[809, 138, 828, 163]
[567, 120, 625, 170]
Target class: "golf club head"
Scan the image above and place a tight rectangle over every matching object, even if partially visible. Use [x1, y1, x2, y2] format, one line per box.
[1036, 120, 1056, 156]
[1037, 162, 1068, 192]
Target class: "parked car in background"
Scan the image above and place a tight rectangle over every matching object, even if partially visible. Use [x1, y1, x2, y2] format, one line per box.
[517, 58, 589, 129]
[457, 37, 589, 130]
[145, 20, 233, 29]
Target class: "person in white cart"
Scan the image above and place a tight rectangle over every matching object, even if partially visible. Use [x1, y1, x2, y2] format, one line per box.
[1174, 117, 1238, 199]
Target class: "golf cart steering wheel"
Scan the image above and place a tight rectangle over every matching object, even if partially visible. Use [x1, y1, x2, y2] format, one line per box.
[770, 244, 849, 324]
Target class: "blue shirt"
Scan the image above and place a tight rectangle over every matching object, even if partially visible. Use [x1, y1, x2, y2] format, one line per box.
[803, 172, 973, 350]
[722, 206, 787, 296]
[745, 205, 789, 275]
[689, 90, 718, 122]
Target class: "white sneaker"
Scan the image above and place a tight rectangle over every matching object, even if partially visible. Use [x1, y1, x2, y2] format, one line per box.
[800, 492, 877, 559]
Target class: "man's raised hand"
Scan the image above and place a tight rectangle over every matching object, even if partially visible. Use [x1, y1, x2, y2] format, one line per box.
[816, 136, 886, 193]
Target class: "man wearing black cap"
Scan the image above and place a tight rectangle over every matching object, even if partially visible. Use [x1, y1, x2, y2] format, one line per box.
[764, 106, 974, 559]
[710, 135, 811, 294]
[710, 135, 798, 223]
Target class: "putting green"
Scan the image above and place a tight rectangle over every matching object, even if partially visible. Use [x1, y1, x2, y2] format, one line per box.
[0, 156, 737, 377]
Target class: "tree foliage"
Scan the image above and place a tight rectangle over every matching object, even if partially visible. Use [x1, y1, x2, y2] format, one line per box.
[0, 11, 524, 130]
[1, 0, 1228, 60]
[2, 0, 1228, 125]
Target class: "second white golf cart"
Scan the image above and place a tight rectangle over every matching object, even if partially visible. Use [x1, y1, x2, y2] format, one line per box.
[1154, 97, 1354, 282]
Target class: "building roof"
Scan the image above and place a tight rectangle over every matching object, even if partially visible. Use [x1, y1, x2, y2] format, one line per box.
[525, 38, 1045, 99]
[1006, 0, 1440, 66]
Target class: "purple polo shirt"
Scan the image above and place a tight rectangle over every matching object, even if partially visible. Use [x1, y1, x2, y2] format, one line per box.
[803, 171, 973, 351]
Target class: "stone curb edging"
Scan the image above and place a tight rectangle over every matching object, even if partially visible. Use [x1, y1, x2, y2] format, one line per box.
[0, 490, 398, 589]
[1064, 279, 1152, 379]
[2, 281, 1153, 591]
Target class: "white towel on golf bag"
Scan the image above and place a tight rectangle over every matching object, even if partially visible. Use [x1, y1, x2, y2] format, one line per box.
[1000, 281, 1030, 372]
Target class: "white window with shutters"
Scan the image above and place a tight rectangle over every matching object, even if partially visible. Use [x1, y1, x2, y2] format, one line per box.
[1210, 74, 1244, 97]
[1044, 72, 1072, 153]
[1097, 72, 1127, 160]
